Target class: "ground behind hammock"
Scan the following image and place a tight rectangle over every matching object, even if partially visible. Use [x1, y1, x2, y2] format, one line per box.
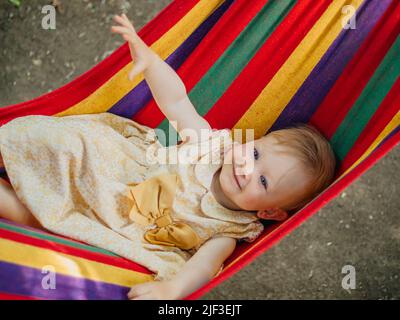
[0, 0, 399, 299]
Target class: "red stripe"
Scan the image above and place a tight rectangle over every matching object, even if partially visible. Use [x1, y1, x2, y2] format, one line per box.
[0, 292, 38, 300]
[0, 228, 153, 275]
[206, 0, 332, 129]
[338, 78, 400, 174]
[310, 0, 400, 139]
[133, 0, 269, 128]
[186, 128, 400, 300]
[0, 0, 199, 125]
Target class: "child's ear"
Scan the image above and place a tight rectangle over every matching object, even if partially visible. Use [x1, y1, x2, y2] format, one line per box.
[257, 208, 288, 221]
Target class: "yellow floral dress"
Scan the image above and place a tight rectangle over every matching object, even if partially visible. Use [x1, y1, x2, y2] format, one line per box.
[0, 112, 263, 280]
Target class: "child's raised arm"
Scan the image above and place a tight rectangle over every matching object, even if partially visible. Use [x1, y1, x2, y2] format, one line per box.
[112, 14, 211, 143]
[127, 236, 236, 300]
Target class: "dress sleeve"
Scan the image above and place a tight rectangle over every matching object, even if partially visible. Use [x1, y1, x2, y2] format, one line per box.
[214, 220, 265, 243]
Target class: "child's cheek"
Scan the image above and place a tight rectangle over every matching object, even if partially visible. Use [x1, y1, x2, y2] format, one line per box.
[223, 143, 233, 156]
[223, 147, 233, 165]
[220, 164, 234, 192]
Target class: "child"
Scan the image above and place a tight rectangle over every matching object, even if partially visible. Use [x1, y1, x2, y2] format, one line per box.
[0, 14, 336, 300]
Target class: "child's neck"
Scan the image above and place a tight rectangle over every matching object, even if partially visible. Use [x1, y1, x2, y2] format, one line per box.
[211, 168, 243, 211]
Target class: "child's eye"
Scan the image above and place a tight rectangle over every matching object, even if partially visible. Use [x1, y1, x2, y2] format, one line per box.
[260, 175, 268, 189]
[253, 147, 259, 160]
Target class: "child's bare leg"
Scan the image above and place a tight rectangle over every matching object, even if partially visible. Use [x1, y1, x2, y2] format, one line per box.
[0, 178, 43, 229]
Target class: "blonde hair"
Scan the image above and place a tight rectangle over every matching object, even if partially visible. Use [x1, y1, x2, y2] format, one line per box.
[267, 124, 336, 211]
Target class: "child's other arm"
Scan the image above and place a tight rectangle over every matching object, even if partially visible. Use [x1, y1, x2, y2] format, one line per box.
[127, 237, 236, 300]
[112, 14, 211, 143]
[144, 54, 212, 143]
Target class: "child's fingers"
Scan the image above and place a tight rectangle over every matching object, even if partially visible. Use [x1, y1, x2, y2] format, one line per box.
[111, 27, 137, 44]
[113, 15, 132, 29]
[121, 13, 136, 30]
[111, 25, 132, 35]
[113, 14, 136, 32]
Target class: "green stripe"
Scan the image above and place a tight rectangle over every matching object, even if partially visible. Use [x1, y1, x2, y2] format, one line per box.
[0, 221, 119, 257]
[331, 36, 400, 160]
[157, 0, 297, 146]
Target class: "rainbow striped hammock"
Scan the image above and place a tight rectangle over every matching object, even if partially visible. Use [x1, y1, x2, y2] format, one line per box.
[0, 0, 399, 300]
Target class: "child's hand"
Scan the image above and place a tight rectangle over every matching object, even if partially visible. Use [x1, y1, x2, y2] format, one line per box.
[127, 280, 182, 300]
[111, 14, 157, 81]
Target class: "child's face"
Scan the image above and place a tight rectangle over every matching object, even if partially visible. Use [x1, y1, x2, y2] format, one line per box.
[220, 134, 312, 214]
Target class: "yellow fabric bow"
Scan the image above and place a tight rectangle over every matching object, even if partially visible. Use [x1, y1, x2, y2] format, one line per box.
[127, 173, 200, 250]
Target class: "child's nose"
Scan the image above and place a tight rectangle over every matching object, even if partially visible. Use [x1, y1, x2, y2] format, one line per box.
[235, 153, 254, 177]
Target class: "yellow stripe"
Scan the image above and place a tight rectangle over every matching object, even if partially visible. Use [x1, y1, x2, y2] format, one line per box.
[234, 0, 363, 140]
[0, 237, 154, 287]
[55, 0, 226, 117]
[340, 112, 400, 178]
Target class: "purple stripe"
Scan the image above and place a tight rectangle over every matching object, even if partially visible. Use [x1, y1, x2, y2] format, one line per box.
[373, 125, 400, 152]
[0, 260, 130, 300]
[269, 0, 393, 132]
[109, 0, 234, 118]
